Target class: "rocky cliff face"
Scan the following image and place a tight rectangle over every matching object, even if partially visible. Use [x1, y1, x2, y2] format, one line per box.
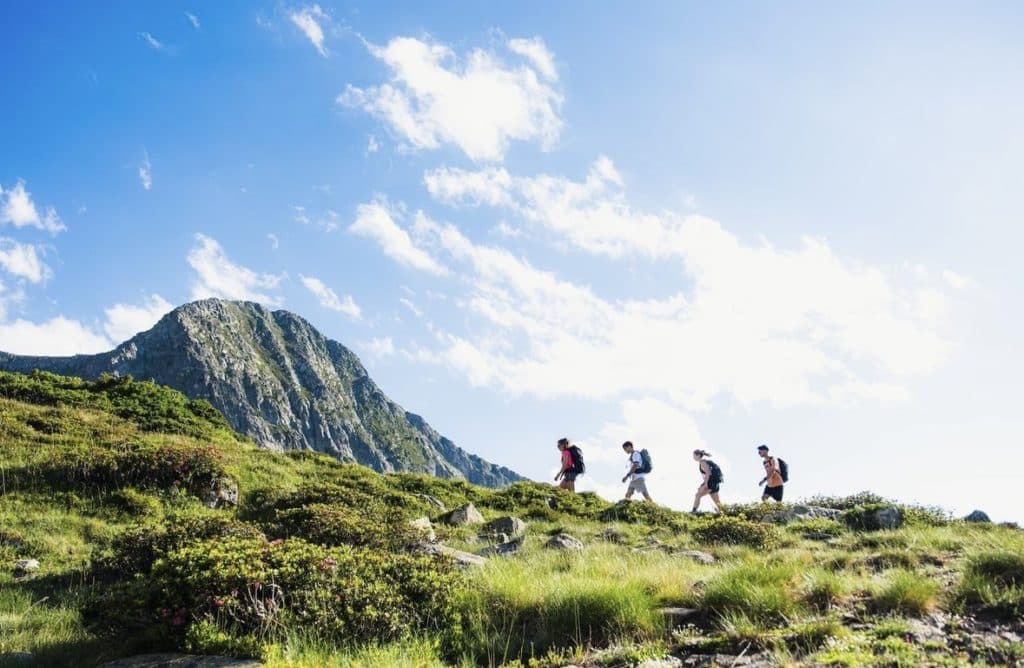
[0, 299, 521, 487]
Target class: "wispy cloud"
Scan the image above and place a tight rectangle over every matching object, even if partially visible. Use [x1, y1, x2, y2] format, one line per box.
[349, 199, 448, 276]
[0, 180, 65, 235]
[289, 5, 329, 57]
[0, 239, 50, 283]
[103, 294, 173, 342]
[185, 12, 200, 30]
[293, 206, 339, 232]
[339, 35, 563, 162]
[138, 152, 152, 190]
[138, 32, 167, 51]
[300, 275, 361, 319]
[187, 234, 284, 305]
[267, 233, 280, 250]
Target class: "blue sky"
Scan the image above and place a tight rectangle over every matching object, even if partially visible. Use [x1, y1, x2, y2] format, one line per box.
[2, 2, 1022, 521]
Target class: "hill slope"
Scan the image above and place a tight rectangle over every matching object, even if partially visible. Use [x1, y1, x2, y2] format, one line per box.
[1, 370, 1022, 668]
[0, 299, 520, 487]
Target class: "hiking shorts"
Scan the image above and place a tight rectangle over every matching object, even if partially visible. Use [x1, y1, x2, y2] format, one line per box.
[626, 478, 649, 496]
[563, 471, 578, 482]
[764, 485, 784, 501]
[706, 479, 721, 493]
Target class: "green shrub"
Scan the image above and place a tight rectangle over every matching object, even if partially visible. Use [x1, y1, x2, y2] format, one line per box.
[952, 551, 1024, 619]
[597, 500, 683, 528]
[787, 518, 846, 538]
[841, 504, 901, 531]
[267, 503, 421, 550]
[802, 569, 850, 610]
[485, 482, 609, 520]
[691, 516, 779, 550]
[806, 492, 889, 511]
[869, 570, 939, 616]
[150, 536, 462, 647]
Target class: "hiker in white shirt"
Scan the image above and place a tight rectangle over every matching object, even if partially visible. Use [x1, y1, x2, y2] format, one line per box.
[620, 441, 653, 502]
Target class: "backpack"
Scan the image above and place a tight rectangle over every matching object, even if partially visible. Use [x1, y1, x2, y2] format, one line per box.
[706, 460, 723, 483]
[638, 448, 653, 474]
[568, 445, 585, 474]
[777, 458, 789, 483]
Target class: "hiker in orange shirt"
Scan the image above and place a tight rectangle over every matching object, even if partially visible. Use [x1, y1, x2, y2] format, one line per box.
[757, 444, 785, 502]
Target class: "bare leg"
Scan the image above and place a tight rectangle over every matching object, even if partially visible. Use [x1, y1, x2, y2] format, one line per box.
[693, 486, 708, 511]
[710, 492, 722, 512]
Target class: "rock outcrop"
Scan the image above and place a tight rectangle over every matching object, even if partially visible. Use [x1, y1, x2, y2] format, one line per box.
[0, 299, 521, 487]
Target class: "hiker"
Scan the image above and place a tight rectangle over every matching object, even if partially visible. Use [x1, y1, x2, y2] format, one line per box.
[757, 444, 786, 502]
[620, 441, 653, 502]
[692, 449, 723, 513]
[554, 437, 583, 492]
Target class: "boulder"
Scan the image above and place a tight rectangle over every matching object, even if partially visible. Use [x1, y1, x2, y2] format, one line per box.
[419, 543, 487, 567]
[408, 517, 435, 543]
[677, 550, 715, 565]
[443, 503, 484, 526]
[13, 559, 39, 580]
[478, 535, 525, 557]
[482, 516, 527, 537]
[637, 658, 682, 668]
[202, 476, 239, 509]
[964, 510, 991, 523]
[545, 533, 584, 551]
[873, 506, 903, 530]
[100, 655, 261, 667]
[414, 494, 447, 511]
[761, 505, 842, 524]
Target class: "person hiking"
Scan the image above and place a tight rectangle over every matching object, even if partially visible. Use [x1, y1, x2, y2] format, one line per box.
[554, 437, 582, 492]
[692, 449, 723, 513]
[757, 444, 785, 502]
[621, 441, 653, 502]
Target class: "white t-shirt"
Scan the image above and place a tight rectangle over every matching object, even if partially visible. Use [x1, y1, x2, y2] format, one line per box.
[629, 450, 645, 480]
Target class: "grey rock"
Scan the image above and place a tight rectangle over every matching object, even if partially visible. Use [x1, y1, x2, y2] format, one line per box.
[873, 506, 903, 530]
[478, 535, 525, 557]
[444, 503, 484, 525]
[659, 606, 701, 627]
[418, 542, 486, 567]
[678, 550, 715, 564]
[202, 476, 238, 509]
[964, 509, 991, 523]
[408, 517, 435, 543]
[100, 655, 261, 668]
[600, 527, 626, 543]
[12, 559, 38, 580]
[545, 533, 584, 550]
[482, 516, 526, 537]
[761, 504, 842, 524]
[637, 658, 682, 668]
[0, 299, 521, 488]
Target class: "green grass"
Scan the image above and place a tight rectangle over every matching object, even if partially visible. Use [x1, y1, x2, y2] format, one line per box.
[869, 570, 940, 616]
[952, 550, 1024, 618]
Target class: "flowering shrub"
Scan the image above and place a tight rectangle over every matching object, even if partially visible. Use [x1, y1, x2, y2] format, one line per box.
[267, 503, 422, 550]
[691, 515, 780, 549]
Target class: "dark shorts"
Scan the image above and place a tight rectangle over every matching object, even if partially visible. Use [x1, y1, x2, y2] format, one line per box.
[706, 479, 721, 493]
[764, 485, 784, 501]
[563, 471, 578, 482]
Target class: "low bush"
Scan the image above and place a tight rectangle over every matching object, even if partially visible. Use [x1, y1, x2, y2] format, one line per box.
[486, 482, 609, 521]
[802, 569, 851, 611]
[691, 516, 779, 550]
[787, 518, 846, 538]
[805, 492, 889, 511]
[267, 503, 422, 550]
[597, 500, 683, 528]
[869, 570, 939, 616]
[150, 536, 462, 648]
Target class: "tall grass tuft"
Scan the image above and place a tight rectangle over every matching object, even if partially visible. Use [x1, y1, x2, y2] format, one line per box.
[869, 570, 939, 616]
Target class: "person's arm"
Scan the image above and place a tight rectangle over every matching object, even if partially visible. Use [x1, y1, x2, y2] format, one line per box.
[759, 459, 768, 486]
[622, 455, 638, 483]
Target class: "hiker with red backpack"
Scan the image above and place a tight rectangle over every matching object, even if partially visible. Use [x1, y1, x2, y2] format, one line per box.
[621, 441, 653, 502]
[554, 437, 584, 492]
[692, 449, 724, 513]
[757, 444, 788, 502]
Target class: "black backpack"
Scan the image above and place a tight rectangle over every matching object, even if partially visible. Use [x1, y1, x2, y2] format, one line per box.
[706, 460, 723, 483]
[568, 445, 585, 474]
[778, 458, 789, 483]
[638, 448, 653, 474]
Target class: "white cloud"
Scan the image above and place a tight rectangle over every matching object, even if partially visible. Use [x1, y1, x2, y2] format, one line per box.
[289, 5, 329, 57]
[0, 180, 65, 234]
[139, 32, 166, 51]
[507, 37, 558, 81]
[405, 207, 953, 410]
[267, 233, 280, 250]
[185, 12, 200, 29]
[300, 275, 361, 319]
[0, 317, 112, 356]
[399, 297, 422, 317]
[139, 152, 152, 190]
[339, 35, 563, 162]
[0, 240, 50, 283]
[103, 294, 173, 342]
[366, 135, 380, 154]
[350, 200, 448, 276]
[363, 336, 396, 358]
[187, 234, 284, 305]
[293, 206, 339, 232]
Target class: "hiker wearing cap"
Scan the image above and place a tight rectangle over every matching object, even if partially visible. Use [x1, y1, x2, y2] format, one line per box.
[757, 444, 785, 502]
[554, 437, 583, 492]
[621, 441, 653, 502]
[692, 449, 723, 513]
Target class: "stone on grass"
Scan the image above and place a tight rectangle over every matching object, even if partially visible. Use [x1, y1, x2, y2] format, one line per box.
[414, 494, 447, 511]
[678, 550, 715, 564]
[408, 517, 435, 543]
[600, 527, 627, 543]
[482, 516, 526, 537]
[873, 506, 903, 530]
[13, 559, 38, 580]
[202, 476, 239, 509]
[761, 505, 841, 524]
[443, 503, 484, 526]
[637, 657, 682, 668]
[545, 533, 583, 550]
[418, 542, 487, 567]
[100, 655, 262, 667]
[477, 536, 525, 557]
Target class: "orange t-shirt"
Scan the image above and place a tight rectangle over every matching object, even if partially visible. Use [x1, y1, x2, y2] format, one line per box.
[561, 449, 573, 472]
[763, 457, 784, 487]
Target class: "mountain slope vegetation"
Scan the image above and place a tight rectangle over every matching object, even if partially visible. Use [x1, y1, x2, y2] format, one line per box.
[1, 370, 1022, 667]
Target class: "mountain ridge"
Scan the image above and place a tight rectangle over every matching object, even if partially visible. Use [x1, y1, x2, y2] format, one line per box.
[0, 298, 521, 487]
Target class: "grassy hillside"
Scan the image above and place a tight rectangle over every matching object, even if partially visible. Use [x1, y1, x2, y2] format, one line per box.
[1, 371, 1022, 667]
